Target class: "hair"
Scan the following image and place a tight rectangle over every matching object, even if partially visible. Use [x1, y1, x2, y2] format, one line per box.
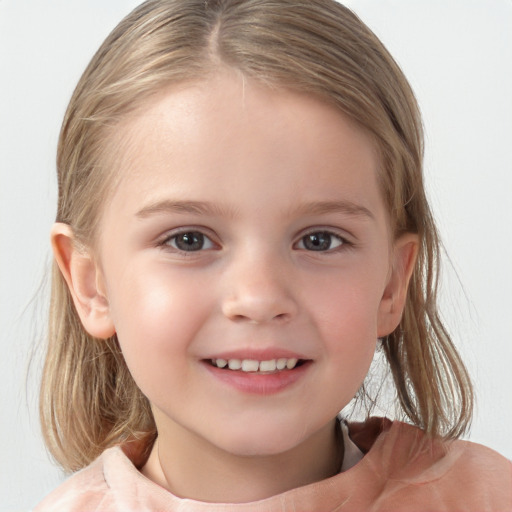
[41, 0, 473, 472]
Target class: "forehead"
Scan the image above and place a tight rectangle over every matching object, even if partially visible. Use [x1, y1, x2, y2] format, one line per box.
[102, 73, 385, 223]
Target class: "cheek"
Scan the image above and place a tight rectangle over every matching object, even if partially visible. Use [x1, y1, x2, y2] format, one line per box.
[106, 263, 211, 382]
[309, 267, 386, 337]
[305, 268, 384, 387]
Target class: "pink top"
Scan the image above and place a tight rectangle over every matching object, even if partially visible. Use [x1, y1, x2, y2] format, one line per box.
[34, 418, 512, 511]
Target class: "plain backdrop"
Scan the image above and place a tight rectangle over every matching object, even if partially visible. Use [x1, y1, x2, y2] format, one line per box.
[1, 1, 511, 510]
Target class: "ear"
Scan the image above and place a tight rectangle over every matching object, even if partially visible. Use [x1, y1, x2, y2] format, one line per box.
[51, 223, 116, 339]
[377, 233, 419, 338]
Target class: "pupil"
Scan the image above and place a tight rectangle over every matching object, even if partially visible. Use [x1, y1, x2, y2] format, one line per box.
[304, 232, 331, 251]
[176, 232, 204, 251]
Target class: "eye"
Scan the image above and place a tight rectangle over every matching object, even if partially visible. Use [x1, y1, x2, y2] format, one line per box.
[296, 231, 345, 252]
[164, 231, 215, 252]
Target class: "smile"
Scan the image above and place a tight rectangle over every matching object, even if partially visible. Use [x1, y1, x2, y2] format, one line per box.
[210, 358, 301, 372]
[203, 354, 311, 394]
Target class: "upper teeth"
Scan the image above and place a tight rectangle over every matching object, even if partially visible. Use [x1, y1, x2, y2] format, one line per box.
[212, 358, 299, 372]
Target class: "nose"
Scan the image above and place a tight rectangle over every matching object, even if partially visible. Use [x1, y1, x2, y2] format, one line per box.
[221, 251, 298, 324]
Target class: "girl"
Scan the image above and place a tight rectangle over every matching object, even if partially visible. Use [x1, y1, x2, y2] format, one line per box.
[35, 0, 511, 510]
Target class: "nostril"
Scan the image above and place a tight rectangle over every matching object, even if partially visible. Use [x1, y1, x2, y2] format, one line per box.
[222, 292, 298, 324]
[231, 312, 291, 324]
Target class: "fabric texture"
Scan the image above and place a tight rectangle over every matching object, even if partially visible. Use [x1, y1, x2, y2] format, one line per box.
[34, 418, 512, 511]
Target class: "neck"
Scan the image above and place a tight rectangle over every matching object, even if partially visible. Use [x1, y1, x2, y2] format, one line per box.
[142, 418, 342, 503]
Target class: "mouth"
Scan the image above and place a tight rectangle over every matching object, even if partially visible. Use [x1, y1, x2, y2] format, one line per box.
[202, 355, 311, 394]
[207, 357, 307, 373]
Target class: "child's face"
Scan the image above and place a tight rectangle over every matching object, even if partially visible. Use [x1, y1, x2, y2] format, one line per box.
[70, 73, 415, 458]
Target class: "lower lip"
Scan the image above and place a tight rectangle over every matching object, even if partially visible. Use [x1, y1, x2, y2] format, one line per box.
[202, 361, 311, 395]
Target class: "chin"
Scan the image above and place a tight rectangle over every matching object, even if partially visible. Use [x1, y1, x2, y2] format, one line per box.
[209, 420, 312, 458]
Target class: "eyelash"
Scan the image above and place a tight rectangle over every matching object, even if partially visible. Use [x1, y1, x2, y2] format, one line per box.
[158, 228, 352, 254]
[294, 230, 350, 253]
[159, 229, 216, 252]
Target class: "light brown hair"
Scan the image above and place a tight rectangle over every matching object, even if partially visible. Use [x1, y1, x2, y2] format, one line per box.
[41, 0, 473, 472]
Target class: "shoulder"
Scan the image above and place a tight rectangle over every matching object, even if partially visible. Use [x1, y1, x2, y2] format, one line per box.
[348, 418, 512, 510]
[33, 445, 162, 512]
[34, 452, 109, 511]
[34, 444, 176, 512]
[33, 447, 124, 512]
[381, 419, 511, 477]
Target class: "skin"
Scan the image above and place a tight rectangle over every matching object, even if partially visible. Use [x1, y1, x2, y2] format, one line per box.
[52, 72, 417, 503]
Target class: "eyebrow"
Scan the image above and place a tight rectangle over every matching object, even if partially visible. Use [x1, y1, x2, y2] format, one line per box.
[293, 200, 375, 220]
[136, 200, 234, 218]
[136, 199, 374, 220]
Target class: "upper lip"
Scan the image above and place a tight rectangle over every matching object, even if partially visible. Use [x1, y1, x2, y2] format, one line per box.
[204, 349, 310, 361]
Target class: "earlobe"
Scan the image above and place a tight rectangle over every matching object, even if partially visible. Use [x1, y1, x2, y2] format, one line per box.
[51, 223, 116, 339]
[377, 233, 419, 338]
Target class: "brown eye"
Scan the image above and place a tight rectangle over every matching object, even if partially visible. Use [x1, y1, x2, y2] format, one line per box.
[167, 231, 213, 251]
[298, 232, 344, 251]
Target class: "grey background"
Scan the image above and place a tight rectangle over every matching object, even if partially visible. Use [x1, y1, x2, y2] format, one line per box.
[1, 1, 511, 510]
